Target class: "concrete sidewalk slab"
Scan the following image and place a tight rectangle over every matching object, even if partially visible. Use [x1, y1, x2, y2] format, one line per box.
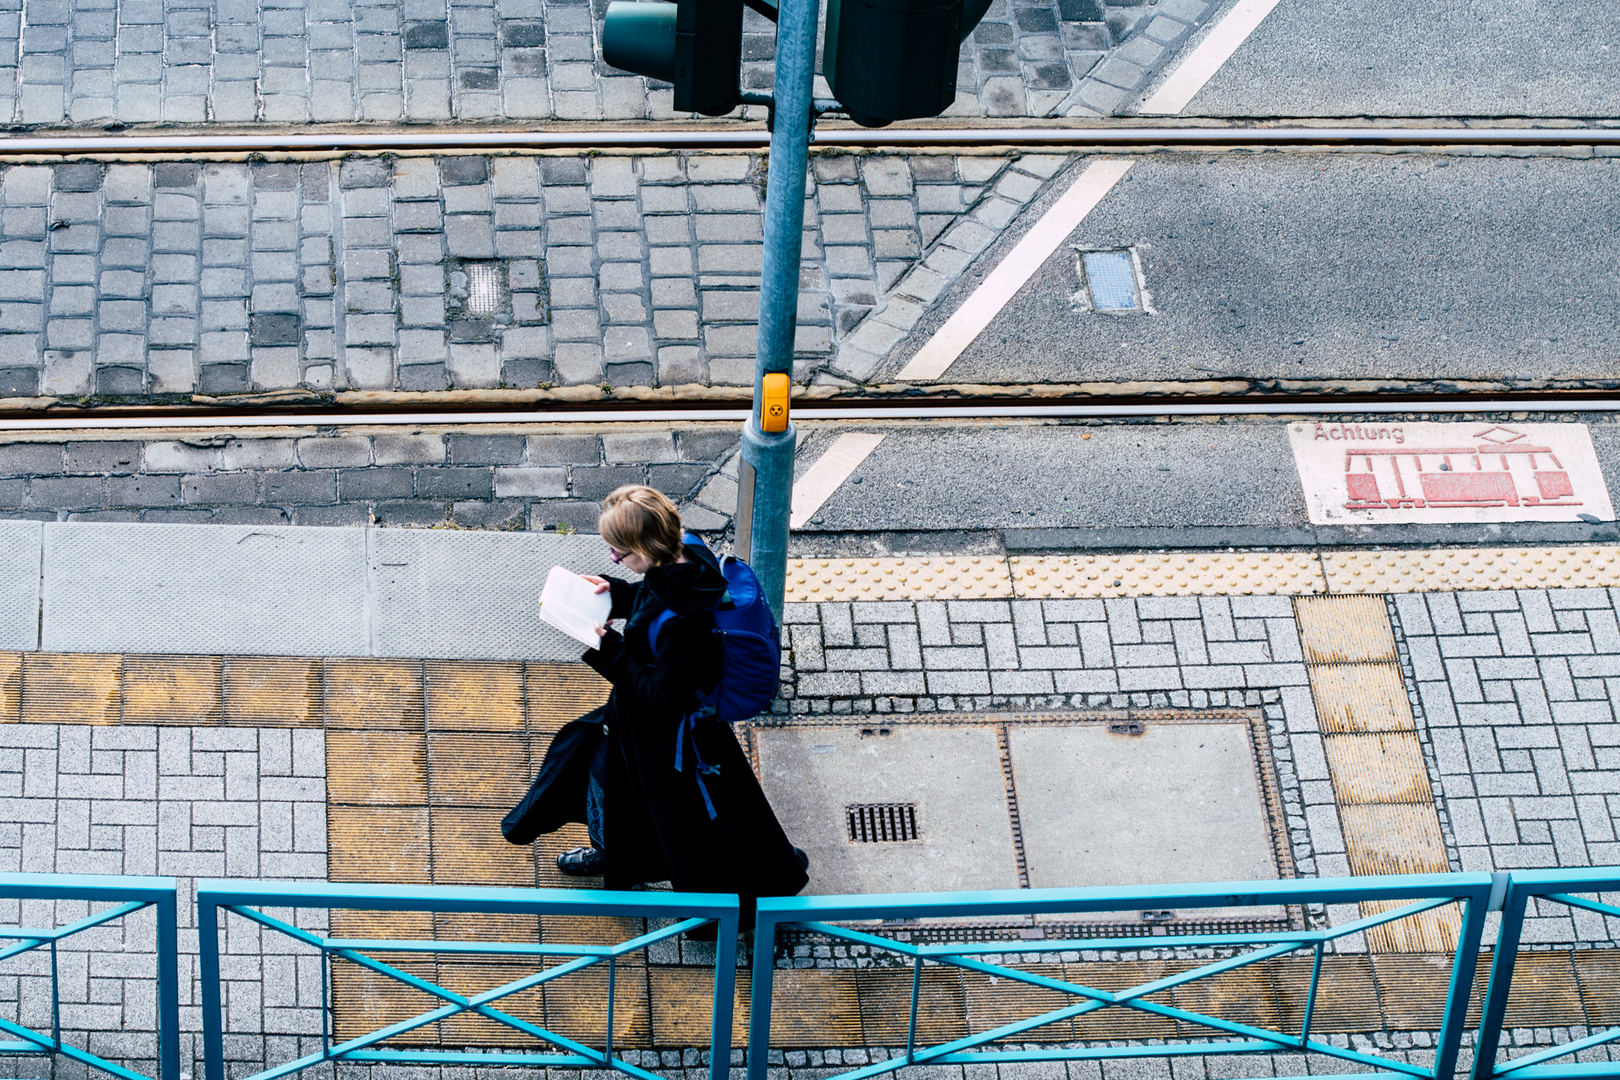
[41, 522, 370, 656]
[369, 529, 618, 661]
[0, 521, 40, 651]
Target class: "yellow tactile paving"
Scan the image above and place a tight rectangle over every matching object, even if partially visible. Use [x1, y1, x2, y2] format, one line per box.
[121, 655, 221, 725]
[1011, 553, 1327, 598]
[1340, 805, 1452, 877]
[786, 557, 1013, 601]
[962, 964, 1075, 1042]
[1323, 546, 1620, 594]
[326, 729, 427, 806]
[222, 656, 323, 726]
[0, 652, 19, 721]
[324, 658, 425, 730]
[435, 961, 547, 1046]
[427, 731, 531, 807]
[1323, 732, 1433, 805]
[328, 806, 432, 884]
[1270, 954, 1382, 1034]
[425, 660, 526, 731]
[429, 805, 537, 887]
[1360, 899, 1463, 954]
[1572, 950, 1620, 1025]
[21, 652, 122, 724]
[1370, 954, 1485, 1029]
[1295, 595, 1398, 663]
[648, 966, 751, 1045]
[1294, 595, 1455, 955]
[1310, 663, 1417, 734]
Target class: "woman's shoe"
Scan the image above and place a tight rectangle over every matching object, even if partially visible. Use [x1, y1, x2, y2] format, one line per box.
[557, 846, 607, 876]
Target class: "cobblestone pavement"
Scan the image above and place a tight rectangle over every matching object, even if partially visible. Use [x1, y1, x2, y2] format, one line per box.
[0, 151, 1075, 399]
[0, 0, 1217, 127]
[0, 722, 328, 1070]
[1394, 589, 1620, 891]
[0, 425, 743, 530]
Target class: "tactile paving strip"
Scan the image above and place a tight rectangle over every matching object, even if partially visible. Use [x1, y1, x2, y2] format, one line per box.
[1322, 546, 1620, 594]
[785, 557, 1013, 601]
[1010, 553, 1327, 598]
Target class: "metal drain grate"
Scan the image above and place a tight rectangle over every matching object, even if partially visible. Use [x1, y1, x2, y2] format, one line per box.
[465, 263, 503, 315]
[846, 802, 919, 843]
[1080, 250, 1140, 311]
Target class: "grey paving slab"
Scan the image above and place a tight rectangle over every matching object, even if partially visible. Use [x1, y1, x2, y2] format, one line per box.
[40, 522, 368, 655]
[368, 527, 619, 660]
[1009, 721, 1279, 892]
[752, 722, 1022, 893]
[0, 520, 39, 650]
[879, 153, 1620, 390]
[1174, 0, 1620, 118]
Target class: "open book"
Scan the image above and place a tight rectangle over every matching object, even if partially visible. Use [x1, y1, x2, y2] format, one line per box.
[538, 566, 613, 648]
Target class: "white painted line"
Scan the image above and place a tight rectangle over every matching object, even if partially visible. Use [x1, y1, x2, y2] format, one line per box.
[1136, 0, 1284, 115]
[790, 433, 886, 529]
[895, 158, 1134, 383]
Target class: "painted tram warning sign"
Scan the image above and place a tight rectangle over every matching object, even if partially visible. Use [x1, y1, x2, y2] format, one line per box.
[1289, 421, 1615, 525]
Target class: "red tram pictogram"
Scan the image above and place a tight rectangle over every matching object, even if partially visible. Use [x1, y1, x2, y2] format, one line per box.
[1343, 426, 1580, 511]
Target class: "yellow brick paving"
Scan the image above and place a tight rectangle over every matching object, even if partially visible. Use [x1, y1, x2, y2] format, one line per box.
[2, 545, 1618, 1046]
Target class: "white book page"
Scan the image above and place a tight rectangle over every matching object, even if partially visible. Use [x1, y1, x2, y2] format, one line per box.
[537, 565, 612, 648]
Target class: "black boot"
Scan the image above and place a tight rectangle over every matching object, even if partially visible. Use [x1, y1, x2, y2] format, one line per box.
[557, 846, 607, 876]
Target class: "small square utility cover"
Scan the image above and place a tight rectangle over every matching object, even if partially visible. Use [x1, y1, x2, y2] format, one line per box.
[753, 725, 1020, 895]
[1008, 721, 1281, 917]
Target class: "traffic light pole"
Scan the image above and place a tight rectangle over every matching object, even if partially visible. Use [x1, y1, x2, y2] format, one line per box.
[734, 0, 819, 622]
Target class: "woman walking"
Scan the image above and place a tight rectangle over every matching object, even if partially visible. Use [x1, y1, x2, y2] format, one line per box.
[502, 485, 808, 923]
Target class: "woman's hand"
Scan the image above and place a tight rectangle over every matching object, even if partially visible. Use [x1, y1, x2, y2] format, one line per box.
[582, 575, 611, 593]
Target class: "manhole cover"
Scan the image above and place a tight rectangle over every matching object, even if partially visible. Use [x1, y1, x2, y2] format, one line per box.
[742, 710, 1295, 936]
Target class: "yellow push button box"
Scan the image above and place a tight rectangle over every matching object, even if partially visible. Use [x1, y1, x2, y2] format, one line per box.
[761, 372, 791, 433]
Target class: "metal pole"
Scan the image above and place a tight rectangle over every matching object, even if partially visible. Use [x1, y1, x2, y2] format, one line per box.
[737, 0, 818, 621]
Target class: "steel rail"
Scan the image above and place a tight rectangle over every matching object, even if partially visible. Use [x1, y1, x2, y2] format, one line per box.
[0, 124, 1619, 155]
[1, 395, 1620, 431]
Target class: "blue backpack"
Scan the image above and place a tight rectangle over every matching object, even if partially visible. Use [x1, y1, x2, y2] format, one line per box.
[647, 533, 782, 817]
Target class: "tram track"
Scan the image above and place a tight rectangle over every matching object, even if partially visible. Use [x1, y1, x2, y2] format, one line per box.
[5, 392, 1620, 432]
[0, 122, 1617, 156]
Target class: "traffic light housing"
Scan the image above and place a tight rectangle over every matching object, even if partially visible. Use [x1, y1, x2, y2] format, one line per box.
[603, 0, 745, 116]
[823, 0, 991, 125]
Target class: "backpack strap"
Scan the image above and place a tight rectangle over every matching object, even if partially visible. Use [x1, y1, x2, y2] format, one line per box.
[648, 608, 677, 656]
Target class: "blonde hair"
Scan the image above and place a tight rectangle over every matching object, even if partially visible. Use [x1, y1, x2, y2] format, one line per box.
[598, 485, 684, 565]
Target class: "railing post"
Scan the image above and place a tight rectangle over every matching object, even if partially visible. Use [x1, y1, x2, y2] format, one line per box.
[1473, 877, 1529, 1080]
[746, 903, 781, 1080]
[1435, 885, 1494, 1080]
[197, 890, 225, 1080]
[709, 903, 740, 1080]
[156, 887, 181, 1080]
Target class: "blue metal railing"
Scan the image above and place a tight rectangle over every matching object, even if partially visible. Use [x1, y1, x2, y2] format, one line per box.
[1472, 867, 1620, 1080]
[748, 874, 1497, 1080]
[196, 880, 740, 1080]
[0, 872, 180, 1080]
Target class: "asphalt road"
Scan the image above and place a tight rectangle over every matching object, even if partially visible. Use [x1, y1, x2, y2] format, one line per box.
[1170, 0, 1620, 117]
[789, 416, 1620, 542]
[883, 151, 1620, 389]
[796, 421, 1307, 532]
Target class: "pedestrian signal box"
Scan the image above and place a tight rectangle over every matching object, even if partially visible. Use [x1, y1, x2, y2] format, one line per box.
[760, 373, 791, 433]
[822, 0, 991, 125]
[602, 0, 745, 116]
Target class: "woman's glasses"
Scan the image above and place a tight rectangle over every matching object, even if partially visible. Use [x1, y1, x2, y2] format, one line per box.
[608, 546, 625, 564]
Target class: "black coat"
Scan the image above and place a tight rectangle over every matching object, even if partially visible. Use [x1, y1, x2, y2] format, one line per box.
[503, 539, 808, 915]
